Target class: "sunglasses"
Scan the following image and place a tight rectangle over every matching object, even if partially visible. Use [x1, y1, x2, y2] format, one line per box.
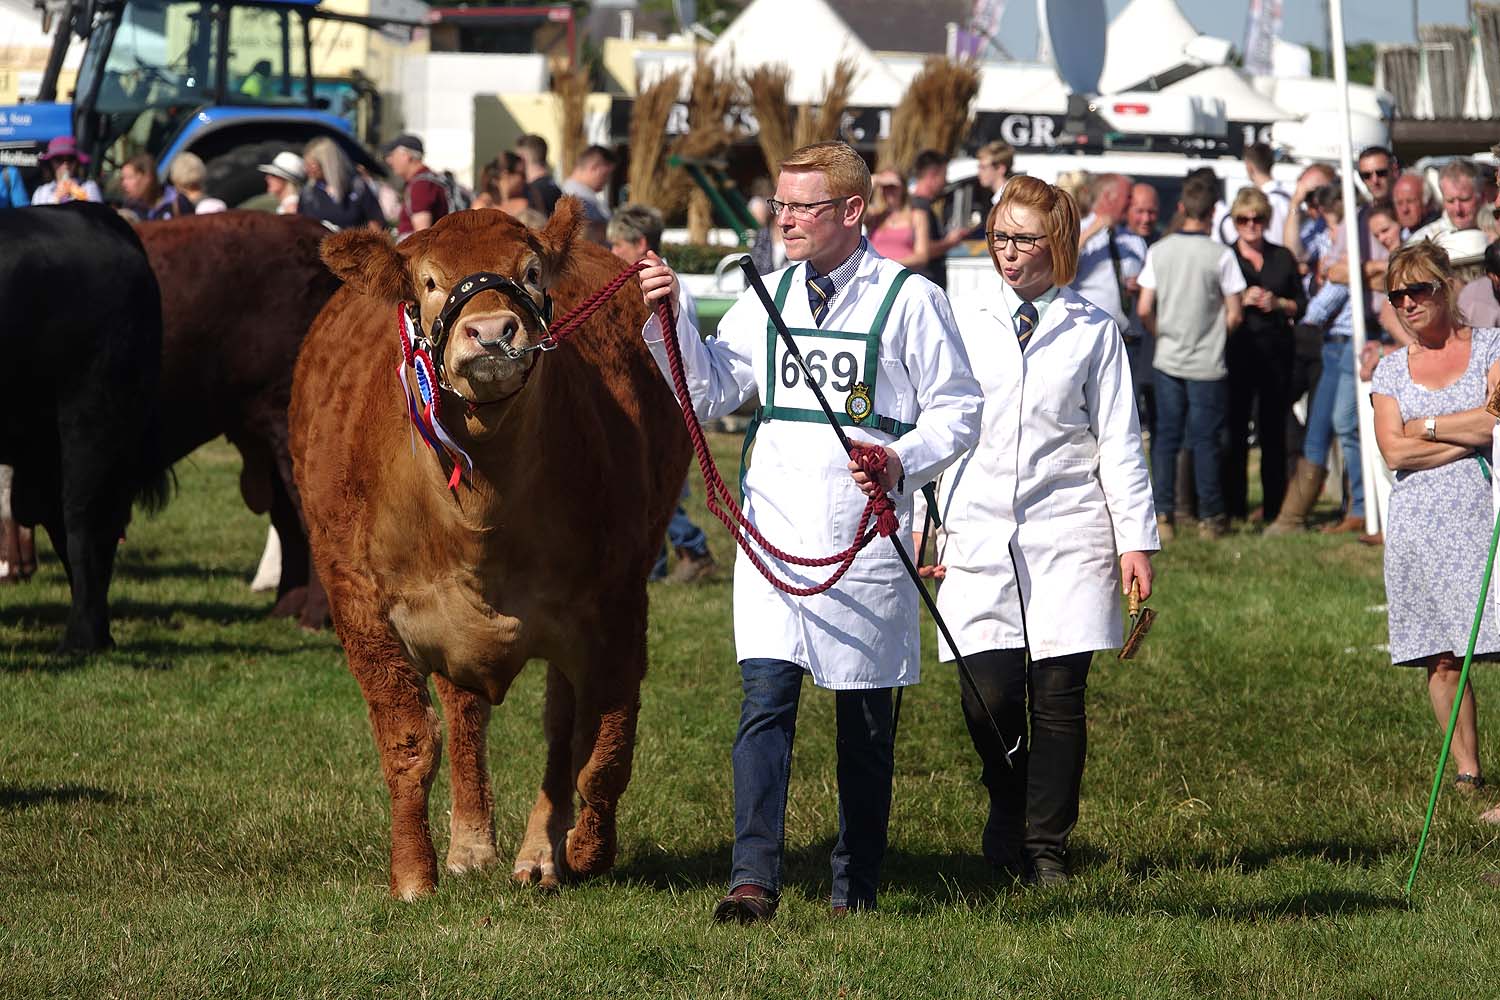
[1359, 167, 1393, 181]
[1387, 281, 1439, 306]
[1233, 214, 1268, 226]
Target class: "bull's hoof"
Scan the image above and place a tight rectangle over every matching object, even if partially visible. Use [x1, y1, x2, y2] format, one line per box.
[446, 837, 498, 876]
[268, 586, 306, 620]
[511, 857, 560, 892]
[390, 873, 438, 902]
[562, 820, 615, 878]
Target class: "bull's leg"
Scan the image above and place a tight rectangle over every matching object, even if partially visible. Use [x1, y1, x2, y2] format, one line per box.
[513, 664, 576, 890]
[432, 674, 497, 875]
[349, 642, 443, 900]
[54, 498, 125, 653]
[562, 645, 646, 878]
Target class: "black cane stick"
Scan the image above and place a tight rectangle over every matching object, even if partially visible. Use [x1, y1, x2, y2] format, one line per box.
[737, 256, 1019, 766]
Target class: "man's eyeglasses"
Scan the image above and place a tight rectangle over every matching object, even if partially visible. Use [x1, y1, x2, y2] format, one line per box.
[1233, 214, 1268, 226]
[988, 231, 1045, 252]
[1359, 167, 1393, 181]
[767, 196, 847, 220]
[1388, 281, 1439, 306]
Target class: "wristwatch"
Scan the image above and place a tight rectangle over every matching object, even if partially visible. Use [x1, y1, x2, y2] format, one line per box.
[1424, 416, 1438, 441]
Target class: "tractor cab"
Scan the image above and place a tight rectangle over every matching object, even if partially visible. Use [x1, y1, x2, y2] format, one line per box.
[73, 0, 319, 179]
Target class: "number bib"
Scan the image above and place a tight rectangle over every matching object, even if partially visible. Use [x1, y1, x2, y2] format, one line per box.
[758, 266, 916, 437]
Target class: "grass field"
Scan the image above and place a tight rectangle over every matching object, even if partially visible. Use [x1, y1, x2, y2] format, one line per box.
[4, 436, 1500, 998]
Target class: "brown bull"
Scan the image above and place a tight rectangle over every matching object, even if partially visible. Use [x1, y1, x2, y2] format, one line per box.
[289, 202, 689, 900]
[138, 212, 341, 626]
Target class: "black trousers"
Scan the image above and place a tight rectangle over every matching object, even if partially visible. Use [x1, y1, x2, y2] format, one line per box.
[1223, 330, 1294, 522]
[960, 647, 1092, 873]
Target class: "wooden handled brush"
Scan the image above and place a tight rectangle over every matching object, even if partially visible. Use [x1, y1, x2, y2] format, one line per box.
[1118, 580, 1156, 660]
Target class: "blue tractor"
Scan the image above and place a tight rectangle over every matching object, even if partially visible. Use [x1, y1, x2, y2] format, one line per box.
[0, 0, 411, 204]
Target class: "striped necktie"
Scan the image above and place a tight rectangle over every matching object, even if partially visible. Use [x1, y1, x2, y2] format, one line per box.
[807, 272, 837, 326]
[1015, 301, 1040, 347]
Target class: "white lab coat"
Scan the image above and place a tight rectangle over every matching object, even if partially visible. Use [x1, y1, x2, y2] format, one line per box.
[921, 278, 1159, 661]
[642, 249, 982, 689]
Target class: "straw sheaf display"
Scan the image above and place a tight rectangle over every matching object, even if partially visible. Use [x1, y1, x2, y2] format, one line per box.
[879, 57, 981, 175]
[670, 54, 744, 242]
[792, 58, 859, 150]
[552, 65, 590, 178]
[628, 67, 686, 214]
[745, 64, 794, 176]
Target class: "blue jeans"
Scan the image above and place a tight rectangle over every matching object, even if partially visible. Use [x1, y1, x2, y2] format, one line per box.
[1303, 338, 1363, 517]
[730, 658, 894, 909]
[649, 482, 709, 579]
[1151, 371, 1228, 519]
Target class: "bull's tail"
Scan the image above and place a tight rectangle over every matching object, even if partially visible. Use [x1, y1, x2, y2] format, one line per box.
[132, 397, 174, 517]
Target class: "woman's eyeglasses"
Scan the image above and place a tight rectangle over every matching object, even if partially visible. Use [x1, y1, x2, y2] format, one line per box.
[1233, 214, 1268, 226]
[988, 231, 1045, 252]
[1387, 281, 1439, 306]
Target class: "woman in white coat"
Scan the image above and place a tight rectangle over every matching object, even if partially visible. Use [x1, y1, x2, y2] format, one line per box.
[920, 176, 1159, 885]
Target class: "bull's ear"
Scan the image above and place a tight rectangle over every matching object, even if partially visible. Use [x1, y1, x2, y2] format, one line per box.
[534, 196, 583, 287]
[321, 229, 415, 302]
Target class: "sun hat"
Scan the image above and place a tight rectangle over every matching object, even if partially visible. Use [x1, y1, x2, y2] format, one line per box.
[1434, 228, 1489, 268]
[39, 135, 88, 163]
[257, 150, 307, 185]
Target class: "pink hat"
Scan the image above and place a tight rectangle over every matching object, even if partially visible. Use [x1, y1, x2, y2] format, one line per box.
[39, 135, 88, 164]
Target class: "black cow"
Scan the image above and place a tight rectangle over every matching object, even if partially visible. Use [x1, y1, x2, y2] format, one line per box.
[0, 203, 168, 652]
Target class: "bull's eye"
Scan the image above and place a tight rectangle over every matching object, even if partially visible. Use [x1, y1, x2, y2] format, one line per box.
[425, 277, 437, 292]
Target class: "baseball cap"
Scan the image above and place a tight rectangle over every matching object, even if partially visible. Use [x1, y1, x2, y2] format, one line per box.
[381, 133, 424, 157]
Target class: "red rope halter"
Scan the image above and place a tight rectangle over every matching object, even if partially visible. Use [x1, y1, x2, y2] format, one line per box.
[547, 261, 898, 597]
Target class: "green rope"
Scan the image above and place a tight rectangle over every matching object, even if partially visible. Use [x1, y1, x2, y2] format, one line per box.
[1406, 454, 1500, 894]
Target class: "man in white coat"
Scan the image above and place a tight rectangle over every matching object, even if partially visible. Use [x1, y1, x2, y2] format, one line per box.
[637, 140, 982, 922]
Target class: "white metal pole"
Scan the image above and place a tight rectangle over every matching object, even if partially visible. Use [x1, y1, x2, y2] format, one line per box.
[1329, 0, 1387, 535]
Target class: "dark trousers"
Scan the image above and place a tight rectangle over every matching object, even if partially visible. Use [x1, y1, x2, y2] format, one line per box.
[729, 658, 894, 909]
[1151, 370, 1228, 519]
[1223, 331, 1294, 521]
[960, 647, 1092, 873]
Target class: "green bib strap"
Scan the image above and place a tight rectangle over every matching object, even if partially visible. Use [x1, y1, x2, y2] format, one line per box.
[758, 266, 916, 437]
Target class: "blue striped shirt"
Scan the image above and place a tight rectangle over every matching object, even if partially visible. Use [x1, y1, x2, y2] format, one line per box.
[1304, 279, 1353, 338]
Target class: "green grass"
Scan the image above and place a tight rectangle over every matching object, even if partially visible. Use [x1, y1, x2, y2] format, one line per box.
[4, 437, 1500, 998]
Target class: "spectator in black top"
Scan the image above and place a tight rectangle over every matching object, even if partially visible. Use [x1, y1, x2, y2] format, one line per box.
[299, 137, 385, 232]
[1223, 185, 1307, 523]
[908, 149, 968, 290]
[515, 133, 563, 217]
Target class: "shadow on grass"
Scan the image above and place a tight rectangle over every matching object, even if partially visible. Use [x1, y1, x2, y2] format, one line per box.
[7, 598, 274, 628]
[612, 836, 1411, 920]
[1111, 837, 1407, 878]
[0, 784, 120, 811]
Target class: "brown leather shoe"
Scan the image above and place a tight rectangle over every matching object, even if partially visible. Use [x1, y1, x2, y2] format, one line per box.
[666, 548, 716, 584]
[1321, 515, 1366, 534]
[712, 884, 777, 925]
[1358, 532, 1384, 546]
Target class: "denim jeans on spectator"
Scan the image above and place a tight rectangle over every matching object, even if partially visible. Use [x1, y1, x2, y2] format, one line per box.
[1151, 370, 1228, 518]
[1302, 337, 1363, 517]
[729, 658, 894, 909]
[649, 482, 709, 579]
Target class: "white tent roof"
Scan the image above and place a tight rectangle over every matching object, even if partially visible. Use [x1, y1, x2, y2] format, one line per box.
[1158, 65, 1291, 121]
[1098, 0, 1202, 95]
[704, 0, 907, 107]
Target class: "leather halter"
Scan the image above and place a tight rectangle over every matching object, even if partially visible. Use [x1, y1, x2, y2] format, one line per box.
[406, 270, 556, 397]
